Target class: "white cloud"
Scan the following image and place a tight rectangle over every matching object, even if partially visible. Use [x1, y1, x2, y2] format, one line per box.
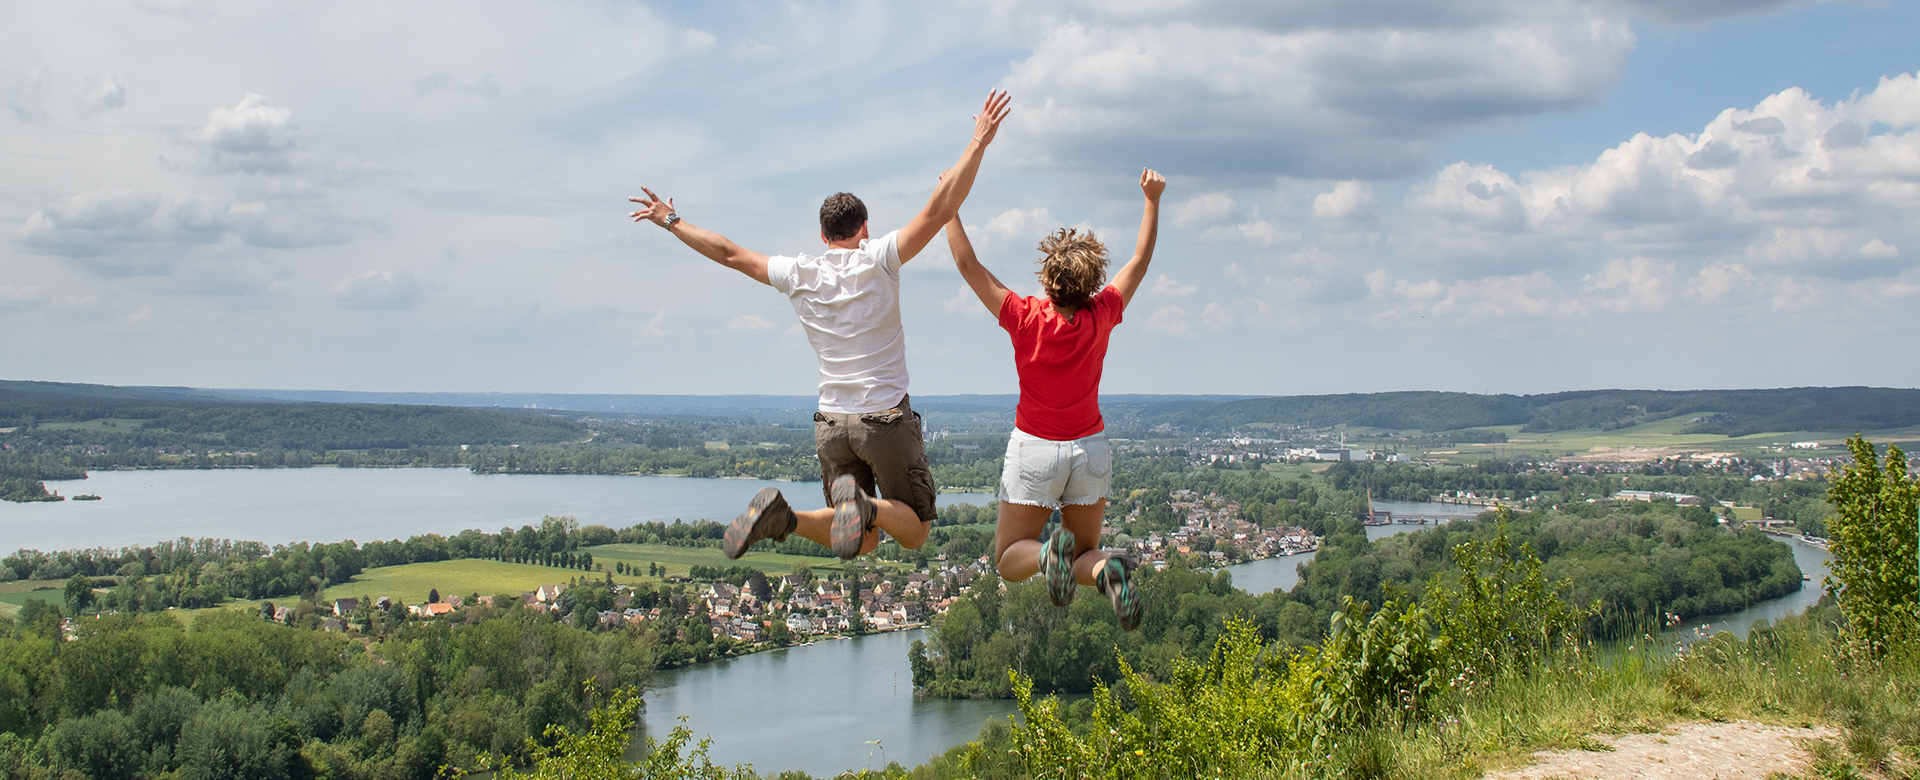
[1425, 273, 1567, 318]
[1860, 239, 1900, 258]
[1171, 192, 1235, 228]
[1149, 274, 1195, 297]
[727, 314, 775, 331]
[188, 94, 298, 174]
[0, 286, 46, 311]
[18, 189, 357, 262]
[74, 74, 127, 117]
[332, 270, 428, 311]
[1582, 256, 1677, 312]
[682, 28, 717, 51]
[2, 62, 52, 122]
[982, 207, 1059, 243]
[1687, 262, 1754, 302]
[639, 310, 671, 338]
[992, 2, 1636, 177]
[1201, 220, 1298, 248]
[1313, 181, 1377, 222]
[1144, 305, 1192, 335]
[1395, 73, 1920, 287]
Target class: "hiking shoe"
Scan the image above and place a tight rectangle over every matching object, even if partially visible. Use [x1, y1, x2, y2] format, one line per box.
[724, 488, 795, 560]
[1097, 556, 1142, 631]
[829, 475, 877, 559]
[1038, 527, 1077, 607]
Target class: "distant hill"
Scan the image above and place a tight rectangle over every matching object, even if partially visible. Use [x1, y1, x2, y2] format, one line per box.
[7, 380, 1916, 441]
[1169, 387, 1920, 436]
[0, 380, 586, 450]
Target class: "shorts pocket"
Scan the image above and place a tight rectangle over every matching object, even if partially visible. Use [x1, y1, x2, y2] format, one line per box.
[1016, 440, 1060, 483]
[906, 464, 938, 523]
[1084, 441, 1112, 479]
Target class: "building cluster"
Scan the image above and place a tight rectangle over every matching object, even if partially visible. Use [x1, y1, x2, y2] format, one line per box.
[1121, 489, 1319, 567]
[313, 560, 1004, 644]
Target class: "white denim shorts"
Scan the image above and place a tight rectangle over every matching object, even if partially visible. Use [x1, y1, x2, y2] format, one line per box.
[997, 428, 1112, 509]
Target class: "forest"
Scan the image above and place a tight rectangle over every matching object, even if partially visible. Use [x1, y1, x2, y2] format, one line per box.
[1164, 385, 1920, 434]
[914, 499, 1802, 699]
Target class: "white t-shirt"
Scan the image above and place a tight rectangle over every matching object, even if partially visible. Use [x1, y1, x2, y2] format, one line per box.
[766, 230, 909, 414]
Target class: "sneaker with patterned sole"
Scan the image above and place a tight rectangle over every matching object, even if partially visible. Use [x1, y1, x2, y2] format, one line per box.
[1038, 528, 1077, 606]
[1097, 557, 1142, 631]
[724, 488, 795, 560]
[829, 475, 877, 559]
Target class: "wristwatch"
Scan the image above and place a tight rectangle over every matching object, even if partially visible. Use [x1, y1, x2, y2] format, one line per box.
[663, 212, 681, 228]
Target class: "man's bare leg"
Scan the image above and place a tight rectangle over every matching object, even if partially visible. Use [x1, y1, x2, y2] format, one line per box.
[789, 499, 924, 557]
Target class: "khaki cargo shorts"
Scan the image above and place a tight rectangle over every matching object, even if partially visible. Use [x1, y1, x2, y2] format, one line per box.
[813, 394, 939, 524]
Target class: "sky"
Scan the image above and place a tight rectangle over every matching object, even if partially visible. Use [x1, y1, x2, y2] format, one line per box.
[3, 0, 1917, 398]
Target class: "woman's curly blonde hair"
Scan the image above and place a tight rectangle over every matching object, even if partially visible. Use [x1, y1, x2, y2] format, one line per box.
[1036, 228, 1109, 309]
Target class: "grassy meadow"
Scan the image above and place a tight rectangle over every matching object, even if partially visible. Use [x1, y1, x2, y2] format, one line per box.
[0, 580, 64, 619]
[316, 544, 848, 606]
[585, 542, 851, 577]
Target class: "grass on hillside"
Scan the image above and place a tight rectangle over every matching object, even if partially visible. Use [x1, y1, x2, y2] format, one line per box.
[1357, 617, 1920, 779]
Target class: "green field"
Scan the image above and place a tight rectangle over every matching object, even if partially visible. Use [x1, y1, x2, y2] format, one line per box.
[318, 544, 850, 606]
[585, 543, 850, 578]
[0, 580, 65, 619]
[319, 559, 600, 606]
[33, 417, 147, 432]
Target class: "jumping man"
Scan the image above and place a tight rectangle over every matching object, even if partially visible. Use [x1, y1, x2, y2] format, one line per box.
[627, 90, 1012, 560]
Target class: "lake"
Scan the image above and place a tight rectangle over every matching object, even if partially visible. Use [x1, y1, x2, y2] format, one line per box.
[1221, 500, 1833, 640]
[0, 468, 994, 552]
[641, 629, 1014, 777]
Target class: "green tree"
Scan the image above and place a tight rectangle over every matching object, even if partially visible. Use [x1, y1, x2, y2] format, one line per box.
[65, 573, 93, 615]
[1825, 436, 1920, 654]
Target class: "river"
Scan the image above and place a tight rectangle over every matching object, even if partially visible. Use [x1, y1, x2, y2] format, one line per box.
[640, 629, 1014, 777]
[0, 468, 993, 552]
[1221, 499, 1490, 594]
[1221, 500, 1833, 640]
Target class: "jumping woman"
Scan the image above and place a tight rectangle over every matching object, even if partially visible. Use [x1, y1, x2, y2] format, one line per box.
[942, 168, 1165, 630]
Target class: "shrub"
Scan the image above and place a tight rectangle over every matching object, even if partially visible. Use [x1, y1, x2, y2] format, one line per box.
[1825, 436, 1919, 655]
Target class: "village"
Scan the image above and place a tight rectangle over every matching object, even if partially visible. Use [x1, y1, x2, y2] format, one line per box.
[288, 487, 1324, 645]
[1114, 488, 1321, 568]
[308, 555, 1004, 645]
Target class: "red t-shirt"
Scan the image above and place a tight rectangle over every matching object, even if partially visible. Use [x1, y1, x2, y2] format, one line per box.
[998, 285, 1124, 441]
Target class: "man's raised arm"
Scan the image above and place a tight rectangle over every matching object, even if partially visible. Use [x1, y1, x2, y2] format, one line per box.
[896, 90, 1011, 263]
[628, 187, 772, 285]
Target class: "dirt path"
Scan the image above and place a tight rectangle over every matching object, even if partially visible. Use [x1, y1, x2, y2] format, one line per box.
[1484, 720, 1836, 780]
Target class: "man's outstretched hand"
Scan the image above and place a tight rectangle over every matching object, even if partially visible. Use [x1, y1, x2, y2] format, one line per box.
[972, 90, 1011, 147]
[627, 187, 674, 227]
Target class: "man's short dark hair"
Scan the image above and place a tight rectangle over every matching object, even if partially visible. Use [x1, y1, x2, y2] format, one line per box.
[819, 193, 867, 242]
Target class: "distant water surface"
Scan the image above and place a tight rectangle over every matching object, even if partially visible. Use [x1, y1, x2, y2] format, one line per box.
[0, 468, 993, 551]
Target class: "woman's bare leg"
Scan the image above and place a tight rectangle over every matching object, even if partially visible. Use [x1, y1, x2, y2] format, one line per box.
[1061, 498, 1111, 586]
[993, 502, 1055, 581]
